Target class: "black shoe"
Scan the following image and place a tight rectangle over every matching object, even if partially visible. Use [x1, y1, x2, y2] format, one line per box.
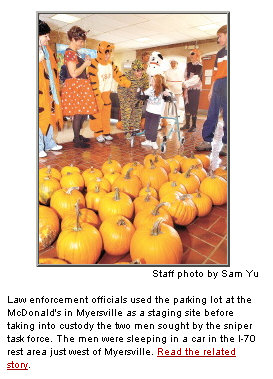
[73, 135, 89, 143]
[180, 124, 190, 131]
[180, 114, 191, 131]
[188, 126, 196, 132]
[188, 116, 197, 132]
[74, 141, 90, 148]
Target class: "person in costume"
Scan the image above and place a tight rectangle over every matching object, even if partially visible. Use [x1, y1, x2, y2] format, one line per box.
[117, 60, 149, 138]
[39, 20, 63, 158]
[164, 59, 184, 123]
[61, 26, 98, 148]
[87, 41, 131, 143]
[181, 49, 202, 132]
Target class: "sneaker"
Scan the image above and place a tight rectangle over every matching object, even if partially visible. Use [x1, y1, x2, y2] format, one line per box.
[195, 141, 212, 151]
[39, 150, 47, 158]
[141, 140, 151, 146]
[219, 144, 227, 156]
[158, 125, 162, 130]
[48, 144, 63, 151]
[151, 142, 159, 150]
[103, 134, 113, 141]
[96, 135, 105, 143]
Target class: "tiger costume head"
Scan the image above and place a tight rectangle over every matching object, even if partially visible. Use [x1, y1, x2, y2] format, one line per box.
[97, 41, 114, 65]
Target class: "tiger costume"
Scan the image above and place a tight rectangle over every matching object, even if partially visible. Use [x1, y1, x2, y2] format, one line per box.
[87, 41, 131, 140]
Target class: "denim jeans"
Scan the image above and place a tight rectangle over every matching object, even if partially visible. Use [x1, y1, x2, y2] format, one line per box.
[39, 126, 57, 152]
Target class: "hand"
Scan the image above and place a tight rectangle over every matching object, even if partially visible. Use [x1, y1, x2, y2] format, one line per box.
[208, 90, 212, 102]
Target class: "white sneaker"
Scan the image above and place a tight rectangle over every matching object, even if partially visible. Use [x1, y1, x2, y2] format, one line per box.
[48, 144, 63, 151]
[103, 135, 113, 141]
[96, 135, 105, 143]
[151, 142, 159, 150]
[141, 140, 151, 146]
[39, 150, 47, 158]
[158, 125, 162, 130]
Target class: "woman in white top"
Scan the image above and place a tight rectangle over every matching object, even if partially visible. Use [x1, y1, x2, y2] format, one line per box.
[141, 75, 169, 150]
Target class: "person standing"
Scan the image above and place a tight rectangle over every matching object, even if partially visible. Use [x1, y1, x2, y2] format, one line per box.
[39, 20, 63, 158]
[181, 49, 202, 132]
[141, 51, 151, 71]
[61, 26, 98, 148]
[164, 59, 184, 121]
[195, 25, 228, 156]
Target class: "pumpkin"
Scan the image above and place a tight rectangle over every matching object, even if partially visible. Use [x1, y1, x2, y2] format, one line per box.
[121, 161, 144, 178]
[104, 172, 122, 186]
[39, 205, 60, 251]
[199, 175, 227, 205]
[39, 176, 61, 205]
[101, 156, 122, 174]
[163, 193, 197, 226]
[194, 154, 211, 170]
[191, 191, 213, 217]
[138, 182, 158, 199]
[140, 159, 168, 191]
[61, 164, 80, 176]
[168, 169, 183, 183]
[85, 185, 107, 211]
[151, 155, 171, 174]
[39, 165, 61, 181]
[50, 187, 85, 219]
[61, 205, 101, 230]
[82, 167, 103, 186]
[166, 158, 180, 172]
[133, 194, 159, 214]
[99, 215, 135, 256]
[60, 172, 84, 191]
[130, 219, 183, 264]
[214, 166, 227, 180]
[98, 188, 134, 221]
[181, 152, 203, 173]
[56, 206, 102, 264]
[115, 259, 143, 264]
[159, 181, 187, 199]
[175, 168, 200, 194]
[87, 177, 111, 193]
[39, 258, 68, 264]
[134, 202, 173, 229]
[190, 165, 208, 182]
[112, 168, 142, 199]
[173, 152, 187, 167]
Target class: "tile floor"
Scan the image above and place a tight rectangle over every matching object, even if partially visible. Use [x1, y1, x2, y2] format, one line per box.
[39, 116, 228, 265]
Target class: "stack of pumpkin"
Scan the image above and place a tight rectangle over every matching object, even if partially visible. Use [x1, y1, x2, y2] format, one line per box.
[39, 153, 227, 265]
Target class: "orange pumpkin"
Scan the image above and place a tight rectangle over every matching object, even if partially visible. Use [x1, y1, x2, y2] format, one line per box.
[130, 219, 183, 264]
[39, 205, 60, 251]
[173, 152, 187, 168]
[214, 166, 227, 180]
[112, 168, 142, 199]
[85, 185, 107, 211]
[61, 206, 101, 230]
[168, 169, 183, 183]
[87, 177, 111, 193]
[121, 161, 144, 178]
[98, 188, 134, 221]
[181, 152, 203, 173]
[166, 158, 180, 172]
[99, 215, 135, 256]
[82, 167, 103, 186]
[191, 191, 213, 217]
[176, 168, 200, 194]
[138, 182, 158, 199]
[199, 175, 227, 205]
[194, 154, 211, 170]
[39, 176, 61, 205]
[151, 155, 171, 174]
[50, 187, 85, 219]
[60, 172, 84, 191]
[133, 194, 159, 214]
[104, 172, 122, 186]
[39, 258, 69, 264]
[159, 181, 187, 199]
[163, 193, 197, 226]
[61, 164, 80, 176]
[190, 165, 208, 182]
[39, 165, 61, 181]
[140, 159, 168, 191]
[101, 156, 122, 174]
[134, 202, 173, 229]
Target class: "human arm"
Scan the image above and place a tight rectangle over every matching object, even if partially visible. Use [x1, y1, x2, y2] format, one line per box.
[112, 62, 131, 87]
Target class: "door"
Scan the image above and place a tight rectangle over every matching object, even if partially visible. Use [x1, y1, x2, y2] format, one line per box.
[199, 54, 216, 113]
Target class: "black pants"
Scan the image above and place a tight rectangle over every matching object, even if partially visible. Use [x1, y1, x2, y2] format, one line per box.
[145, 111, 161, 142]
[185, 89, 200, 116]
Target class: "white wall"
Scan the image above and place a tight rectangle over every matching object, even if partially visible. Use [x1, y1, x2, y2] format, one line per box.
[111, 50, 137, 92]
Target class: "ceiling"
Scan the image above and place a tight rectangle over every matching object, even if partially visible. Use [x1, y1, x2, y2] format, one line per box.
[39, 13, 228, 52]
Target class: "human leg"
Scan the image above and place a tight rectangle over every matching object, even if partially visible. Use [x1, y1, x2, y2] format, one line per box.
[39, 128, 47, 157]
[44, 125, 62, 151]
[73, 115, 90, 148]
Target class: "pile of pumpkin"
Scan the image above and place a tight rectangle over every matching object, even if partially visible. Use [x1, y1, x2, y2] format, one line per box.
[39, 153, 227, 265]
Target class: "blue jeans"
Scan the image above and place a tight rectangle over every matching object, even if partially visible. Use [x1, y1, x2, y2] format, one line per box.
[202, 77, 227, 144]
[39, 126, 57, 152]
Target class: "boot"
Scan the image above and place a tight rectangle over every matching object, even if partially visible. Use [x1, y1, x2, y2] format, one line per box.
[180, 114, 190, 130]
[73, 135, 89, 143]
[188, 116, 197, 132]
[195, 141, 212, 151]
[219, 144, 227, 156]
[73, 138, 90, 148]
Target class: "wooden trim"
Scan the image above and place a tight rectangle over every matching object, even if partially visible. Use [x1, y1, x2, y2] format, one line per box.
[136, 38, 217, 54]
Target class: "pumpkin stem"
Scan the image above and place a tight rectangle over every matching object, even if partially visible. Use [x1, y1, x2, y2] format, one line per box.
[46, 165, 52, 175]
[151, 218, 164, 236]
[108, 155, 112, 164]
[185, 168, 192, 178]
[113, 187, 120, 201]
[66, 187, 79, 195]
[132, 161, 138, 167]
[154, 155, 159, 163]
[125, 167, 133, 179]
[94, 185, 101, 193]
[196, 190, 201, 198]
[73, 200, 82, 232]
[149, 159, 156, 169]
[171, 181, 177, 187]
[117, 218, 126, 226]
[151, 202, 169, 216]
[130, 259, 141, 264]
[144, 193, 151, 202]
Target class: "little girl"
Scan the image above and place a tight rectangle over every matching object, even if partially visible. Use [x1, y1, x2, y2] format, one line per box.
[141, 75, 169, 149]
